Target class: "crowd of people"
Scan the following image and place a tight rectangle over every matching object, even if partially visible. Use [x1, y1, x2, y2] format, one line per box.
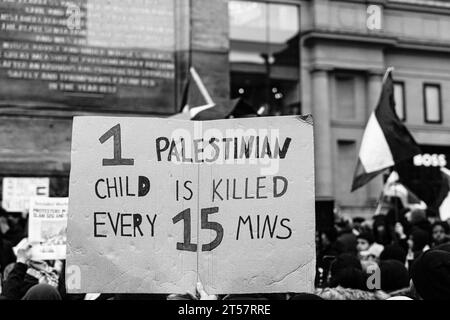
[316, 199, 450, 300]
[0, 198, 449, 300]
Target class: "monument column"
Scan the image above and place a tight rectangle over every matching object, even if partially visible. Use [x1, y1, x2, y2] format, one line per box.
[311, 67, 333, 199]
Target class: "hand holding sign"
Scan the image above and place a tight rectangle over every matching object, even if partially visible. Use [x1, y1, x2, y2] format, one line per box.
[15, 239, 33, 264]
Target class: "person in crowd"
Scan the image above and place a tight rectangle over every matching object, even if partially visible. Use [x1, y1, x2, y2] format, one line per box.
[406, 227, 431, 263]
[1, 240, 63, 300]
[289, 293, 323, 300]
[410, 249, 450, 300]
[2, 240, 36, 299]
[0, 231, 16, 276]
[314, 285, 389, 300]
[435, 242, 450, 253]
[329, 266, 367, 290]
[356, 232, 384, 263]
[372, 215, 392, 246]
[351, 217, 368, 236]
[431, 221, 450, 247]
[378, 260, 410, 293]
[22, 283, 62, 300]
[394, 222, 408, 250]
[327, 253, 366, 290]
[316, 227, 343, 286]
[335, 217, 357, 254]
[356, 232, 373, 253]
[0, 209, 25, 247]
[385, 197, 408, 229]
[405, 209, 431, 234]
[379, 244, 407, 264]
[318, 228, 342, 258]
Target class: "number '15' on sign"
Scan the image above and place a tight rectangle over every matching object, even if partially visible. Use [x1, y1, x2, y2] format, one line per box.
[173, 207, 224, 252]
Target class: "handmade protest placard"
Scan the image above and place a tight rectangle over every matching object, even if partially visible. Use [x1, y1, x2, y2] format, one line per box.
[66, 116, 315, 294]
[28, 197, 68, 260]
[2, 178, 49, 212]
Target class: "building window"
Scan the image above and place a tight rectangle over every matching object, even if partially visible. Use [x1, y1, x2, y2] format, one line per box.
[393, 82, 406, 121]
[423, 84, 442, 124]
[229, 1, 301, 116]
[335, 75, 356, 119]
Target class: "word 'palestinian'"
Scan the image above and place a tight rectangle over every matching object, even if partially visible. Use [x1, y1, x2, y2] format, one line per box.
[156, 136, 292, 163]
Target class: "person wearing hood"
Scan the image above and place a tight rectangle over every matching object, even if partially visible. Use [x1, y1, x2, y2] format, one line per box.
[379, 260, 410, 293]
[372, 215, 392, 246]
[379, 244, 407, 264]
[327, 253, 366, 290]
[406, 227, 431, 265]
[0, 210, 25, 247]
[405, 209, 431, 234]
[410, 249, 450, 300]
[335, 217, 357, 254]
[435, 242, 450, 253]
[0, 234, 16, 275]
[21, 283, 61, 300]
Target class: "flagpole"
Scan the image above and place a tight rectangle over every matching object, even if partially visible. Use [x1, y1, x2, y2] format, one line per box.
[189, 67, 214, 106]
[387, 167, 400, 223]
[374, 191, 384, 216]
[374, 169, 391, 216]
[187, 67, 216, 118]
[394, 180, 399, 223]
[382, 66, 395, 84]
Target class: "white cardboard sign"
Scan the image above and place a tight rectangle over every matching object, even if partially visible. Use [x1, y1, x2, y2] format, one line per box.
[28, 197, 68, 260]
[2, 178, 49, 212]
[66, 116, 315, 294]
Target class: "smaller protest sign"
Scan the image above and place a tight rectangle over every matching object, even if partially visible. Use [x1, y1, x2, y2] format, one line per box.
[28, 197, 68, 260]
[2, 178, 50, 212]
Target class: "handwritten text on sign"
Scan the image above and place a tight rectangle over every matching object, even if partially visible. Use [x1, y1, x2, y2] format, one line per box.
[66, 116, 315, 294]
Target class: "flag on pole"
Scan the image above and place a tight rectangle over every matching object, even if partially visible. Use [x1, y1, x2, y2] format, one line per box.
[171, 67, 216, 120]
[190, 97, 260, 120]
[438, 168, 450, 221]
[351, 68, 421, 192]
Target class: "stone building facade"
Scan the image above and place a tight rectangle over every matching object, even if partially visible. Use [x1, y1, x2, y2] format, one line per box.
[1, 0, 450, 218]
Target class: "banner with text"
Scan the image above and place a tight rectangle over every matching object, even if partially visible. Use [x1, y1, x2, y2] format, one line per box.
[2, 178, 49, 212]
[66, 116, 315, 294]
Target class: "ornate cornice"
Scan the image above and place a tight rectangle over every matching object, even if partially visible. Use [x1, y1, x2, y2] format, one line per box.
[302, 29, 450, 53]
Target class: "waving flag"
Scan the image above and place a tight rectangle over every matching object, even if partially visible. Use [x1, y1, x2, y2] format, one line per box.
[438, 168, 450, 221]
[171, 67, 215, 120]
[383, 171, 427, 210]
[351, 68, 421, 192]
